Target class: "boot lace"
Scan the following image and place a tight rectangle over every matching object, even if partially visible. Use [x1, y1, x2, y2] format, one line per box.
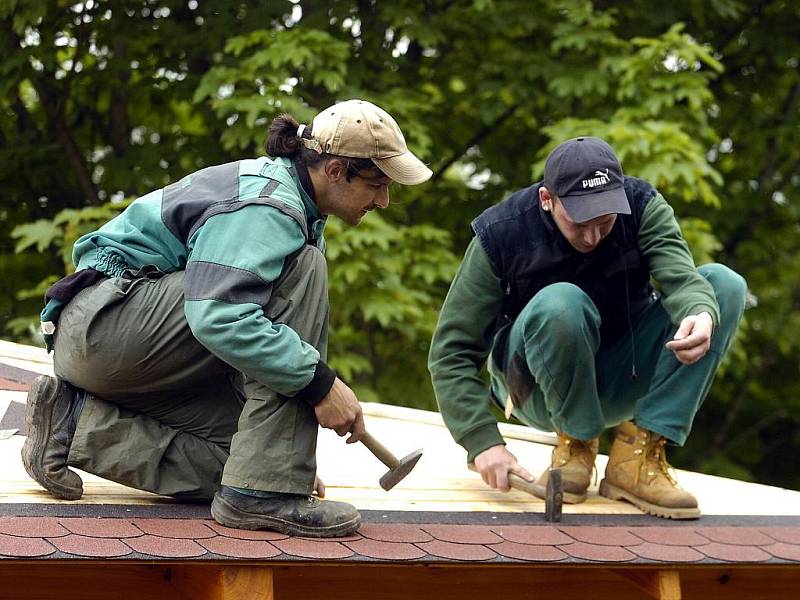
[634, 436, 678, 487]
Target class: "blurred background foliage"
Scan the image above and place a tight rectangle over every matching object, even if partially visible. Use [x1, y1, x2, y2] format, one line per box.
[1, 0, 798, 489]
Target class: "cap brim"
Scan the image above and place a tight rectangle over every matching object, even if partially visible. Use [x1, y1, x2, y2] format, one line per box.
[372, 151, 432, 186]
[560, 186, 630, 223]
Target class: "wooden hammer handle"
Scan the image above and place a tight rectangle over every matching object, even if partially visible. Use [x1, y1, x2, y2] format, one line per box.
[507, 472, 538, 496]
[468, 463, 538, 497]
[360, 431, 400, 469]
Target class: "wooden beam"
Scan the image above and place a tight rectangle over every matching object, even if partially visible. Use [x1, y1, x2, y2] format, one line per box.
[170, 565, 274, 600]
[272, 564, 651, 599]
[273, 564, 800, 600]
[1, 562, 799, 600]
[0, 564, 174, 599]
[220, 566, 274, 600]
[170, 564, 221, 600]
[612, 569, 682, 599]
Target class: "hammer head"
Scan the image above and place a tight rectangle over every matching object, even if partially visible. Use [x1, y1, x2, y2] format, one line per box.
[545, 468, 563, 522]
[378, 449, 423, 491]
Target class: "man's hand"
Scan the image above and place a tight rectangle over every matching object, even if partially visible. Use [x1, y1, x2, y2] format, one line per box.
[473, 445, 534, 492]
[314, 377, 366, 444]
[665, 311, 713, 364]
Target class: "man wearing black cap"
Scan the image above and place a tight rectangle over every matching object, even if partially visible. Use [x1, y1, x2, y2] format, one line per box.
[428, 137, 746, 519]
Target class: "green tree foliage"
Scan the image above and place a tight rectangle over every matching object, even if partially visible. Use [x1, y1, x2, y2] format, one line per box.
[614, 0, 800, 488]
[2, 0, 798, 488]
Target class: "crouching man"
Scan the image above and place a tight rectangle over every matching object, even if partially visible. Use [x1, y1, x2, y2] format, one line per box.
[429, 137, 746, 518]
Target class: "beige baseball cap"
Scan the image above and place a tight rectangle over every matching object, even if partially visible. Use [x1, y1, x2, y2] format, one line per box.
[302, 99, 432, 186]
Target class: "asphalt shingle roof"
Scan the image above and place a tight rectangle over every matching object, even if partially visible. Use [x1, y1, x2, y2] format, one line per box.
[0, 512, 799, 564]
[2, 351, 799, 567]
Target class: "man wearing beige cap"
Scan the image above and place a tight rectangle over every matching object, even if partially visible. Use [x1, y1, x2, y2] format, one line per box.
[22, 99, 431, 536]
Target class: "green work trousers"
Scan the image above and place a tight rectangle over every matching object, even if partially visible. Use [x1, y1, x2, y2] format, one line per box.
[53, 246, 328, 501]
[492, 263, 747, 444]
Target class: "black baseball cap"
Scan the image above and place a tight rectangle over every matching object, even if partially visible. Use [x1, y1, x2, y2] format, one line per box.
[543, 137, 630, 223]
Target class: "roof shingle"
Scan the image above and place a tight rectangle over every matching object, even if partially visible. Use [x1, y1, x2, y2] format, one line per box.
[0, 515, 797, 564]
[48, 534, 132, 557]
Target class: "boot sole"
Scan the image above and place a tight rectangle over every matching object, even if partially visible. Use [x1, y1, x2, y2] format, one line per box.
[530, 482, 586, 504]
[211, 493, 361, 538]
[21, 377, 83, 501]
[598, 479, 700, 520]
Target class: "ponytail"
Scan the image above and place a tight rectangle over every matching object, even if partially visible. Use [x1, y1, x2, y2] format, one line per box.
[265, 113, 303, 157]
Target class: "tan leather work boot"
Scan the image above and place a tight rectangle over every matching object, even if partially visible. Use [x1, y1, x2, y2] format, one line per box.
[599, 421, 700, 519]
[532, 433, 598, 503]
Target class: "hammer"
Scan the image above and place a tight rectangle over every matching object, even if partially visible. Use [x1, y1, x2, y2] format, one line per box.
[468, 464, 563, 522]
[360, 431, 423, 490]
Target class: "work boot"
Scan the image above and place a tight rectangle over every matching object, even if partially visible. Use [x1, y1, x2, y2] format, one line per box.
[211, 485, 361, 538]
[21, 376, 85, 500]
[532, 433, 598, 503]
[599, 421, 700, 519]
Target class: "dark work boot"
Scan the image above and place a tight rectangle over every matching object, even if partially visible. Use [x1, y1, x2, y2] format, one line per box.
[211, 485, 361, 538]
[21, 376, 85, 500]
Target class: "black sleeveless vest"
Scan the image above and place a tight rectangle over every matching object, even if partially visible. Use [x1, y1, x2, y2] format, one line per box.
[472, 176, 658, 348]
